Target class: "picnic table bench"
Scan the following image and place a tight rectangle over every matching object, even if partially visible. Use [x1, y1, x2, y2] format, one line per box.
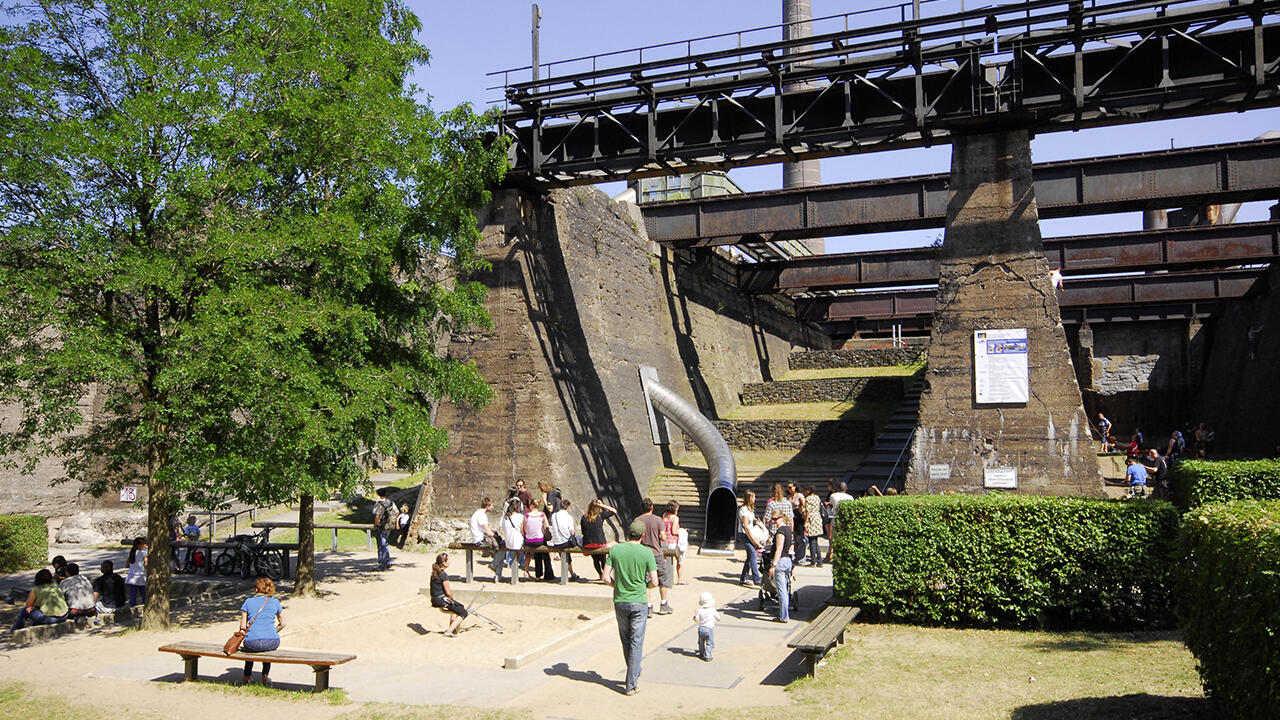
[158, 641, 355, 692]
[787, 605, 861, 677]
[445, 542, 680, 585]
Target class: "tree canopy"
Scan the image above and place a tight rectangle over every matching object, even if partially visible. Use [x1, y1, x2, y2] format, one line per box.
[0, 0, 504, 627]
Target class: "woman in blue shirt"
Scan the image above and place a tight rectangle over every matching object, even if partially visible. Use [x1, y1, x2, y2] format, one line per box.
[238, 577, 287, 686]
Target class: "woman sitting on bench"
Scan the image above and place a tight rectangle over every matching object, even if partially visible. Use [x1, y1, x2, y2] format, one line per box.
[430, 553, 468, 637]
[238, 577, 286, 686]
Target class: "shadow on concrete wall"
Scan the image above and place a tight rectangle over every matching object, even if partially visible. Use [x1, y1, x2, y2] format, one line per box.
[659, 249, 717, 416]
[516, 202, 643, 517]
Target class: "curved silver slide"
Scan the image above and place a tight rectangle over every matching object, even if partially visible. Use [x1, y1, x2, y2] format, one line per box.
[641, 376, 739, 550]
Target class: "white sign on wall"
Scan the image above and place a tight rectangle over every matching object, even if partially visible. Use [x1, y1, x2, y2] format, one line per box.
[984, 467, 1018, 489]
[974, 328, 1029, 404]
[119, 487, 137, 503]
[929, 464, 951, 481]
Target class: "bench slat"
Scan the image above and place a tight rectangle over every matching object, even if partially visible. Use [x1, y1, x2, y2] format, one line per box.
[159, 642, 355, 666]
[788, 606, 860, 651]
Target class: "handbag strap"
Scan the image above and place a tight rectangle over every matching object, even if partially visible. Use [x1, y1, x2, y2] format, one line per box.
[243, 594, 271, 632]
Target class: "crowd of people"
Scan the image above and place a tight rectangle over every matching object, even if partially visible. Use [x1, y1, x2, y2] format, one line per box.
[9, 548, 139, 631]
[1095, 411, 1223, 498]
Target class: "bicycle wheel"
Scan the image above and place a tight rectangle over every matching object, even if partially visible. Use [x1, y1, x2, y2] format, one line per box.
[215, 551, 238, 577]
[254, 550, 283, 581]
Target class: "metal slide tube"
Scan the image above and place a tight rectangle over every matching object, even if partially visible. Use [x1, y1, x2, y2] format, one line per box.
[643, 378, 739, 549]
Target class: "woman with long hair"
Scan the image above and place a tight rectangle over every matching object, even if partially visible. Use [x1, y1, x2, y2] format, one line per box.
[10, 569, 67, 630]
[497, 499, 525, 583]
[429, 553, 467, 637]
[662, 500, 687, 585]
[738, 491, 763, 587]
[523, 497, 554, 582]
[238, 577, 286, 686]
[125, 537, 147, 607]
[579, 498, 617, 580]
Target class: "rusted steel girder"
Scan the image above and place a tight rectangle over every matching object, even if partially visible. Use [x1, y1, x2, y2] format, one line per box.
[496, 0, 1280, 184]
[643, 139, 1280, 244]
[796, 267, 1268, 322]
[740, 221, 1280, 293]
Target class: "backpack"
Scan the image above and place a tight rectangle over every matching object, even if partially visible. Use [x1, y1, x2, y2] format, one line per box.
[377, 499, 398, 530]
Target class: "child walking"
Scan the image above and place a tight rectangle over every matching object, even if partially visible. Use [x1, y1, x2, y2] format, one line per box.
[693, 592, 722, 661]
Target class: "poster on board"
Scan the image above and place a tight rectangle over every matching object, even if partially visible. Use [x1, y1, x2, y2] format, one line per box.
[974, 328, 1029, 404]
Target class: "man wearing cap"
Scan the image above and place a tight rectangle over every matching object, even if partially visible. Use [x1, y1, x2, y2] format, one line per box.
[603, 519, 658, 696]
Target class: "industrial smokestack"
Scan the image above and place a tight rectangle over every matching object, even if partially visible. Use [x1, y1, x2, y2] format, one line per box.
[782, 0, 823, 253]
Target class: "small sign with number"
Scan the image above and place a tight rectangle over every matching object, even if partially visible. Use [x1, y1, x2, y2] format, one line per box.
[119, 487, 137, 503]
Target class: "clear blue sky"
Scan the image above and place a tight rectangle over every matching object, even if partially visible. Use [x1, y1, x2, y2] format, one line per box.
[409, 1, 1279, 252]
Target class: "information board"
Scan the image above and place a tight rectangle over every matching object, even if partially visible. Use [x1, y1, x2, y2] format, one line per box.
[984, 467, 1018, 489]
[974, 328, 1029, 404]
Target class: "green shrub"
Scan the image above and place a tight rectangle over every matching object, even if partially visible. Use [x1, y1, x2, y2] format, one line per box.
[1170, 458, 1280, 510]
[831, 493, 1178, 629]
[1177, 501, 1280, 720]
[0, 515, 47, 573]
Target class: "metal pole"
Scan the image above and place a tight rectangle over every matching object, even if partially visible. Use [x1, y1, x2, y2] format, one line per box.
[531, 3, 541, 83]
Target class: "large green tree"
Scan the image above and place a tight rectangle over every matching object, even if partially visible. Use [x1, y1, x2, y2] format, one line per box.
[0, 0, 502, 628]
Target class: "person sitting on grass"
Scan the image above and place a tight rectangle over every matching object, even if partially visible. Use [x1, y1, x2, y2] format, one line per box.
[429, 553, 468, 637]
[11, 569, 68, 630]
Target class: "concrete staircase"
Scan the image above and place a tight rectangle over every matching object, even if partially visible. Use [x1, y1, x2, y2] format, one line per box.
[844, 377, 924, 493]
[650, 346, 925, 542]
[648, 467, 845, 542]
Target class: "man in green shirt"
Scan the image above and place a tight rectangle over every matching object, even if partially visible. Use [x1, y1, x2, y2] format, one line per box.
[603, 520, 658, 696]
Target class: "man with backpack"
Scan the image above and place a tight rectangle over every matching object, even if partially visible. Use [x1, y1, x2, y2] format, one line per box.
[373, 487, 398, 571]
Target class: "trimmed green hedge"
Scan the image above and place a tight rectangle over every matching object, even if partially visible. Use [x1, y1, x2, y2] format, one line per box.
[1177, 501, 1280, 720]
[0, 515, 47, 573]
[832, 494, 1178, 629]
[1170, 459, 1280, 510]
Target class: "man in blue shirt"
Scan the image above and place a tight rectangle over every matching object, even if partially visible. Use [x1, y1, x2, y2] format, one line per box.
[1125, 456, 1148, 498]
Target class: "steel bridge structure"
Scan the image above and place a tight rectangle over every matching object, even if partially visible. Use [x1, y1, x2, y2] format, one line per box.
[493, 0, 1280, 185]
[490, 0, 1280, 336]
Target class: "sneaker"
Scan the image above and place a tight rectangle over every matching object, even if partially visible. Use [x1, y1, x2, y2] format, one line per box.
[657, 603, 673, 615]
[647, 607, 653, 618]
[625, 687, 638, 696]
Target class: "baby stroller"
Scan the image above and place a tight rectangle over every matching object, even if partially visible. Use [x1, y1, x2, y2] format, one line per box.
[757, 541, 799, 613]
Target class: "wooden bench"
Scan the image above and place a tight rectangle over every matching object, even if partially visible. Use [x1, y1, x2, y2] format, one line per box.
[786, 605, 861, 677]
[158, 641, 355, 692]
[446, 542, 679, 585]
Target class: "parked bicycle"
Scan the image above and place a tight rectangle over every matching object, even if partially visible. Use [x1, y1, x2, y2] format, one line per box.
[213, 531, 283, 581]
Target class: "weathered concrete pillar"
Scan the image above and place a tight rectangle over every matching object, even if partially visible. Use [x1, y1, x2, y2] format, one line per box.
[907, 128, 1102, 496]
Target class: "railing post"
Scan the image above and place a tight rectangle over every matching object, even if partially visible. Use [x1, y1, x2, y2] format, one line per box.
[331, 528, 338, 552]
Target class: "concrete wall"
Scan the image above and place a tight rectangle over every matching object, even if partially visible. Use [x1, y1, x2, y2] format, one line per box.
[1195, 265, 1280, 457]
[431, 187, 826, 518]
[1069, 320, 1197, 441]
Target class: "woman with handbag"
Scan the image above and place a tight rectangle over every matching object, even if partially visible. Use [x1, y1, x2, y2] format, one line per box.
[235, 577, 286, 686]
[738, 491, 764, 587]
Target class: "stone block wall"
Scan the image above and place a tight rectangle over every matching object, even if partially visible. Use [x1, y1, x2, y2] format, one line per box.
[431, 187, 827, 518]
[684, 419, 875, 452]
[740, 377, 904, 405]
[789, 347, 924, 369]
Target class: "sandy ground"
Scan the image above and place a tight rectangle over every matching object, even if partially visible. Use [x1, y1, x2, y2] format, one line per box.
[0, 546, 828, 719]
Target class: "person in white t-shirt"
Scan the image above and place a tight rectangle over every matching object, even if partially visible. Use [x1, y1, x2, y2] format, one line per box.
[470, 498, 495, 546]
[824, 481, 856, 564]
[692, 592, 722, 661]
[548, 498, 581, 582]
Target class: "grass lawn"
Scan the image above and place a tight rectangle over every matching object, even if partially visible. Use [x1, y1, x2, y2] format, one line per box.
[689, 624, 1212, 720]
[266, 470, 427, 551]
[723, 399, 899, 423]
[782, 362, 926, 381]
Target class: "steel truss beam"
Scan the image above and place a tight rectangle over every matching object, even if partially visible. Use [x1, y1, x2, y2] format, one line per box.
[740, 221, 1280, 292]
[496, 0, 1280, 184]
[795, 267, 1268, 322]
[642, 138, 1280, 244]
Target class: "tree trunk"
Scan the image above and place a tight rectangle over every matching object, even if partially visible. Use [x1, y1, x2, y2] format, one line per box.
[142, 475, 172, 630]
[403, 470, 433, 549]
[296, 494, 317, 596]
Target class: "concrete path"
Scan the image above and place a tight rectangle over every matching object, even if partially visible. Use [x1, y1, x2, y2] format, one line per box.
[4, 542, 837, 718]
